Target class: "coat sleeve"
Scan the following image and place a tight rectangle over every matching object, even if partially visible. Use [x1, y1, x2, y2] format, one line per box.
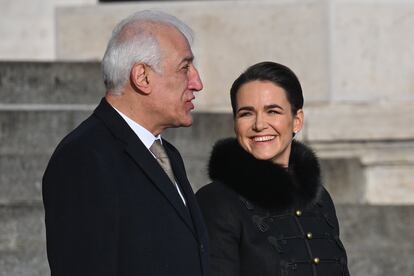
[42, 143, 118, 276]
[196, 183, 241, 276]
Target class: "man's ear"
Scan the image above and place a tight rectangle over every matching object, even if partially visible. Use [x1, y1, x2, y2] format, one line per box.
[130, 63, 151, 94]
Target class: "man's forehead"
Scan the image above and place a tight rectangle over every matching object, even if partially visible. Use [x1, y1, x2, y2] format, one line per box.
[159, 28, 192, 55]
[157, 24, 189, 43]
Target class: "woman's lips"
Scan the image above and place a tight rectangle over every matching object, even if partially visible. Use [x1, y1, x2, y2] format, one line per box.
[252, 135, 275, 142]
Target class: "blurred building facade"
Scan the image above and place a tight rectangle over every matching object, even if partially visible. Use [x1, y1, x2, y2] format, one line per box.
[1, 0, 414, 275]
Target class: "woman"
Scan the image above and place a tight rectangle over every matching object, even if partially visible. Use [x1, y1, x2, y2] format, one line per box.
[196, 62, 350, 276]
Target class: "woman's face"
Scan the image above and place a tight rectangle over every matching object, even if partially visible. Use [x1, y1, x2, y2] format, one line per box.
[234, 80, 303, 167]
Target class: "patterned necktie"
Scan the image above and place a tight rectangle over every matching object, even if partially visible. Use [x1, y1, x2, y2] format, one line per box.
[150, 140, 176, 184]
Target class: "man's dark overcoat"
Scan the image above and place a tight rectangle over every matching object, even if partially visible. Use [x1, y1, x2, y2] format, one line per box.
[43, 98, 209, 276]
[196, 138, 350, 276]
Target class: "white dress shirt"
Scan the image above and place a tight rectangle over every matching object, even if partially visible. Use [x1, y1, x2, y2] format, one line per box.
[113, 107, 186, 205]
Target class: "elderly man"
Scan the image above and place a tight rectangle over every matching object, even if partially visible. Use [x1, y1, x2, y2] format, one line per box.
[42, 10, 209, 276]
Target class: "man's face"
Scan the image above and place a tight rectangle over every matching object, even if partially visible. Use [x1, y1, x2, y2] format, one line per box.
[149, 26, 203, 131]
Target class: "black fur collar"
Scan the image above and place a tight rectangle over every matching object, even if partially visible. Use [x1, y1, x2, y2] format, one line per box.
[208, 138, 323, 210]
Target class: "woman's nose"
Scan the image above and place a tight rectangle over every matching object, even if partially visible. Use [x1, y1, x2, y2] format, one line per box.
[253, 114, 267, 131]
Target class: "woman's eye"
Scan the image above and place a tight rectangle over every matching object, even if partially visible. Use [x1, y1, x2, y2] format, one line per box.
[268, 110, 281, 115]
[238, 112, 251, 117]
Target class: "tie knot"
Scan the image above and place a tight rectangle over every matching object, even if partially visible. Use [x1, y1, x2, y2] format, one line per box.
[150, 140, 168, 159]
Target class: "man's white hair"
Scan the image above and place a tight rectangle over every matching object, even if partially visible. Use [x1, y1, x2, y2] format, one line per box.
[102, 10, 194, 95]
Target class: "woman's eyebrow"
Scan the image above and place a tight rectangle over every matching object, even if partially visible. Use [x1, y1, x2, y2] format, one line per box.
[265, 104, 283, 110]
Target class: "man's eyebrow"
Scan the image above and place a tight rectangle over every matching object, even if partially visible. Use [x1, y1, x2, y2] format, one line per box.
[180, 56, 194, 65]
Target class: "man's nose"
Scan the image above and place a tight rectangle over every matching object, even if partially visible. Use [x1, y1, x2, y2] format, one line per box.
[189, 65, 203, 92]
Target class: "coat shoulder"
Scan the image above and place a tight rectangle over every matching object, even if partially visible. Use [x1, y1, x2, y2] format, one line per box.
[54, 115, 106, 154]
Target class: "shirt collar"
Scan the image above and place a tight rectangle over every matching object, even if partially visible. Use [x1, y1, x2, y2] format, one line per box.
[112, 106, 161, 149]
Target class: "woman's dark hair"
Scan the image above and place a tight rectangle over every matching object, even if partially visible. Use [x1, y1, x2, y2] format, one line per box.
[230, 61, 304, 117]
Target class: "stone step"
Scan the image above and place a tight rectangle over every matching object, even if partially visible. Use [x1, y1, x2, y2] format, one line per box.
[0, 110, 92, 154]
[0, 205, 48, 276]
[1, 61, 413, 142]
[3, 106, 414, 155]
[0, 153, 48, 205]
[4, 148, 414, 206]
[1, 204, 414, 276]
[0, 154, 213, 205]
[337, 205, 414, 276]
[2, 109, 414, 205]
[0, 109, 233, 154]
[0, 110, 233, 204]
[0, 62, 104, 104]
[305, 103, 414, 142]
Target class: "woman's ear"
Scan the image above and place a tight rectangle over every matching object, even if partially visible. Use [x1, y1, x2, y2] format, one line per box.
[130, 63, 151, 94]
[293, 109, 304, 134]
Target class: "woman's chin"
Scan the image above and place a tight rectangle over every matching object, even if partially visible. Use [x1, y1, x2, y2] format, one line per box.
[251, 152, 275, 161]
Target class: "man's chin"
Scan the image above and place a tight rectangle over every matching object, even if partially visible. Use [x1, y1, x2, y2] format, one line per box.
[181, 113, 194, 126]
[181, 118, 193, 127]
[172, 116, 193, 128]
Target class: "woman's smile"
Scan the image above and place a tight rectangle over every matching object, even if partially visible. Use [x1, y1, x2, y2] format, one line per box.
[252, 135, 276, 142]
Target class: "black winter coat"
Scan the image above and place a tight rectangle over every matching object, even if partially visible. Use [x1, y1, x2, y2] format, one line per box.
[196, 138, 350, 276]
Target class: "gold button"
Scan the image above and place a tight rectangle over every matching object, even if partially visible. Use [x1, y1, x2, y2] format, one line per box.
[295, 210, 302, 216]
[313, 257, 320, 264]
[306, 232, 313, 239]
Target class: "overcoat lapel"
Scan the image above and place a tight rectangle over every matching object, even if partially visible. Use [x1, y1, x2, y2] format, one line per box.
[166, 144, 206, 241]
[93, 98, 195, 235]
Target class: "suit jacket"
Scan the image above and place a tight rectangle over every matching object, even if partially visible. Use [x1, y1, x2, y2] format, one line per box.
[42, 98, 210, 276]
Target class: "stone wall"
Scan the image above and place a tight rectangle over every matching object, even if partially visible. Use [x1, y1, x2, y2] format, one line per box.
[0, 0, 97, 61]
[1, 62, 414, 275]
[1, 0, 414, 275]
[51, 0, 414, 203]
[3, 0, 414, 108]
[55, 0, 414, 111]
